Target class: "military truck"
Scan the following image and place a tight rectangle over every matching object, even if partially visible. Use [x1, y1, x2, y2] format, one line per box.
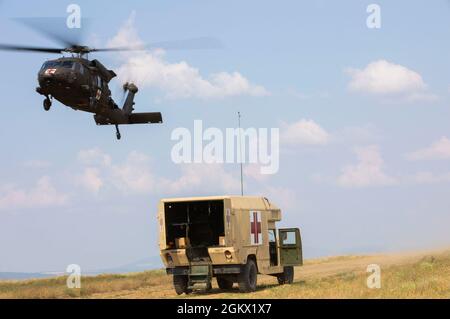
[158, 196, 303, 294]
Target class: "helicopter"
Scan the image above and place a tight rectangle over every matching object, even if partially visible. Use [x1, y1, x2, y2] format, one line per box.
[0, 42, 162, 140]
[0, 20, 220, 140]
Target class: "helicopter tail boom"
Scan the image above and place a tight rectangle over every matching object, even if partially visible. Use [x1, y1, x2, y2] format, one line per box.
[93, 81, 163, 140]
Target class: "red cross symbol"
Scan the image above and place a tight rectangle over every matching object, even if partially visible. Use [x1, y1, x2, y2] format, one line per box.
[251, 211, 261, 244]
[45, 68, 57, 75]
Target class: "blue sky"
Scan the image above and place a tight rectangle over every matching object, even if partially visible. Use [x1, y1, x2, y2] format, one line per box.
[0, 0, 449, 272]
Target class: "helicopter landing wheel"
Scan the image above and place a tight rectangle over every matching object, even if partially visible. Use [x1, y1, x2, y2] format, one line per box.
[43, 98, 51, 111]
[115, 125, 121, 140]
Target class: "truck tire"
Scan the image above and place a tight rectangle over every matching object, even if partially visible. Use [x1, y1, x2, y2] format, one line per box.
[238, 259, 258, 292]
[277, 266, 294, 285]
[173, 275, 191, 295]
[217, 276, 233, 290]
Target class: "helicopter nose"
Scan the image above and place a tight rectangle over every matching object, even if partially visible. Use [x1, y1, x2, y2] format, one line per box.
[42, 68, 58, 77]
[39, 73, 57, 87]
[39, 69, 66, 86]
[40, 69, 57, 80]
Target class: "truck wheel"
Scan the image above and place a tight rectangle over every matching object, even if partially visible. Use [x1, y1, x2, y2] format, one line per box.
[217, 276, 233, 290]
[173, 275, 191, 295]
[277, 266, 294, 285]
[238, 259, 257, 292]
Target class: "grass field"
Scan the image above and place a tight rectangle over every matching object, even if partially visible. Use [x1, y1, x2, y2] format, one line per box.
[1, 249, 449, 299]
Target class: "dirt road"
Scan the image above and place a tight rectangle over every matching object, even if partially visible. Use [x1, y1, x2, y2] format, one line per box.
[90, 249, 448, 299]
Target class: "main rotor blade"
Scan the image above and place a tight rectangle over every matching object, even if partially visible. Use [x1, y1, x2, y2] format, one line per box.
[92, 37, 223, 52]
[0, 44, 63, 54]
[14, 17, 88, 48]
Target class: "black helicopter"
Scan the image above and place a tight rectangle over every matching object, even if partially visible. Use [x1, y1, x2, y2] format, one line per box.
[0, 20, 220, 140]
[0, 42, 162, 140]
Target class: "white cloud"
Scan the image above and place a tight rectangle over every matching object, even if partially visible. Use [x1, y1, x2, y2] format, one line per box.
[244, 164, 271, 182]
[406, 137, 450, 161]
[77, 149, 156, 194]
[281, 119, 330, 146]
[346, 60, 425, 94]
[0, 177, 68, 211]
[109, 13, 269, 100]
[262, 186, 298, 211]
[78, 167, 103, 193]
[110, 151, 156, 194]
[338, 145, 396, 188]
[78, 148, 112, 166]
[346, 60, 436, 102]
[76, 149, 240, 195]
[161, 164, 240, 194]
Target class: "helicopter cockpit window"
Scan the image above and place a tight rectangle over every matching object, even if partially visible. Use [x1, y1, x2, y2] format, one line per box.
[60, 61, 74, 68]
[41, 61, 74, 70]
[41, 61, 59, 70]
[73, 62, 83, 73]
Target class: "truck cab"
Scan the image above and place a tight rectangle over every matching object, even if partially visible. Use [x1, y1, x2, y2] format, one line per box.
[158, 196, 303, 294]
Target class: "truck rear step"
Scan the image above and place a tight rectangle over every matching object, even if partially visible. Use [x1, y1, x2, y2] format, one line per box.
[188, 262, 213, 291]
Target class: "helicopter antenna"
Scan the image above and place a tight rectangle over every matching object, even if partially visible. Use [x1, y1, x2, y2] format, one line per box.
[238, 111, 244, 196]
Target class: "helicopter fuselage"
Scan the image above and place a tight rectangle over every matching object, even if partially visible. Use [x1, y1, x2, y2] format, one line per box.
[36, 57, 116, 114]
[34, 56, 162, 139]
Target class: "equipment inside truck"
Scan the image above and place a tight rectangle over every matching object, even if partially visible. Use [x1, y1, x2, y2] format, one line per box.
[164, 200, 225, 249]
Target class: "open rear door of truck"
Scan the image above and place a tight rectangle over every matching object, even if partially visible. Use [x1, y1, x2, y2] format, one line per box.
[278, 228, 303, 266]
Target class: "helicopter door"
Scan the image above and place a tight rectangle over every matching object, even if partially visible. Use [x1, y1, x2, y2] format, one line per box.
[94, 76, 102, 101]
[91, 75, 97, 91]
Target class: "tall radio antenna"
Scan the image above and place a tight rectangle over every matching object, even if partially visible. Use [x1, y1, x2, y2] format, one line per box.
[238, 111, 244, 196]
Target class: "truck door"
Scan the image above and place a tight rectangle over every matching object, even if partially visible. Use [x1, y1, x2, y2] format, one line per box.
[278, 228, 303, 266]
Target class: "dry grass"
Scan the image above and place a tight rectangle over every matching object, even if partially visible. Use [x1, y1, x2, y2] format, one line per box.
[1, 250, 449, 299]
[211, 253, 450, 299]
[0, 270, 167, 299]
